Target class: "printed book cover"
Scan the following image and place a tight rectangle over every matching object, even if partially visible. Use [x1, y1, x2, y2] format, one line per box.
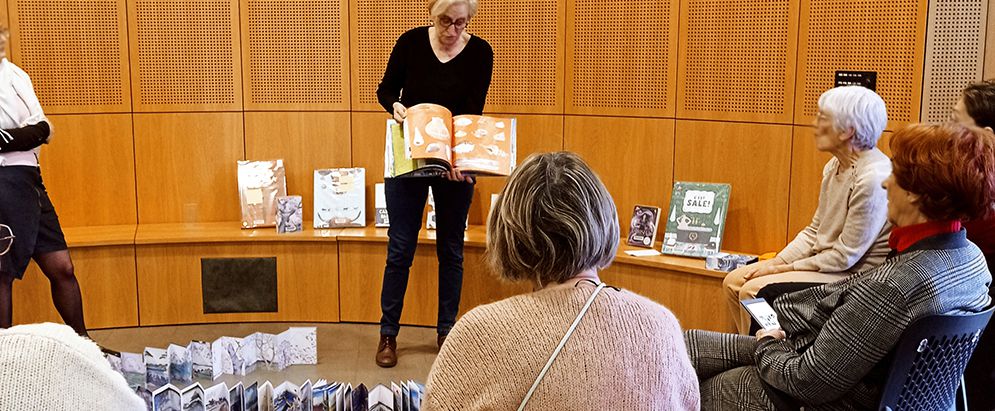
[314, 168, 366, 228]
[661, 182, 731, 258]
[626, 205, 661, 248]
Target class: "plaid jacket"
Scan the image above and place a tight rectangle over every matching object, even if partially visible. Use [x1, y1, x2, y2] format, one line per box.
[756, 230, 992, 410]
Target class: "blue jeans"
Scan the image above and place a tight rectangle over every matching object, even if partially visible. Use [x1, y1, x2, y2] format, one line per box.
[380, 177, 474, 336]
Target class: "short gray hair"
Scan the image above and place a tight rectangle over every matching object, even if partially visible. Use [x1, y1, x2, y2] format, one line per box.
[429, 0, 478, 18]
[817, 86, 888, 150]
[487, 152, 619, 287]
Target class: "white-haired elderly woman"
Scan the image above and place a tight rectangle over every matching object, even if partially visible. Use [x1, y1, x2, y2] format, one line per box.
[723, 86, 892, 334]
[422, 152, 700, 410]
[374, 0, 493, 368]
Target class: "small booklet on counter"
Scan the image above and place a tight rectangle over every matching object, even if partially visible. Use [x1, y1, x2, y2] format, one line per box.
[624, 249, 661, 257]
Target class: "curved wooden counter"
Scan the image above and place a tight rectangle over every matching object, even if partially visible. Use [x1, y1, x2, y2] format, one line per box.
[12, 223, 733, 333]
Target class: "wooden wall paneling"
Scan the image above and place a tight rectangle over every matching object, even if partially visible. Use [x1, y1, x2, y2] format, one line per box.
[12, 246, 139, 329]
[566, 0, 679, 117]
[564, 116, 675, 238]
[245, 111, 352, 218]
[134, 112, 245, 223]
[136, 242, 339, 325]
[919, 0, 988, 124]
[349, 0, 425, 112]
[787, 127, 892, 240]
[786, 126, 831, 239]
[676, 0, 799, 123]
[987, 0, 995, 79]
[338, 241, 528, 325]
[674, 120, 792, 254]
[128, 0, 243, 112]
[38, 114, 137, 227]
[600, 263, 732, 332]
[351, 111, 389, 223]
[469, 114, 563, 225]
[9, 0, 131, 113]
[241, 0, 350, 110]
[795, 0, 927, 130]
[469, 0, 564, 114]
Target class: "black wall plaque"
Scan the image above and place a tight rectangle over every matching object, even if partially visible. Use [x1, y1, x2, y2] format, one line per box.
[835, 70, 877, 91]
[202, 257, 278, 313]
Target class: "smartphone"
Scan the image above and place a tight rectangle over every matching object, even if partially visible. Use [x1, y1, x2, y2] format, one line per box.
[741, 298, 781, 331]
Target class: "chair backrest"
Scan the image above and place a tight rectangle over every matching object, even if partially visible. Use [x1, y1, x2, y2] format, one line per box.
[878, 305, 995, 411]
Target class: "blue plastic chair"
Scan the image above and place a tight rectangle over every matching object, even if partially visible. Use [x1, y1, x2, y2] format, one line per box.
[879, 305, 995, 411]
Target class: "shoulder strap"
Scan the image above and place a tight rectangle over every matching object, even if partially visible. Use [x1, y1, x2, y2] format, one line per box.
[517, 282, 607, 411]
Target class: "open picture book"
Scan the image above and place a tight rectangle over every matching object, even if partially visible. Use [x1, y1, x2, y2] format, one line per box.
[384, 103, 517, 178]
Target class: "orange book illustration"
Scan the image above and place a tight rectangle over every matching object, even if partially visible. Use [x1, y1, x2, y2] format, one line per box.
[394, 103, 517, 177]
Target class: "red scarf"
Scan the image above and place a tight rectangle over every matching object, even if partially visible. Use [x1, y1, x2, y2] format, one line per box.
[888, 220, 962, 252]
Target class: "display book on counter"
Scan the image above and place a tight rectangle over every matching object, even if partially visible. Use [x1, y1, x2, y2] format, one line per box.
[238, 160, 288, 229]
[104, 327, 318, 404]
[314, 167, 366, 229]
[627, 205, 661, 248]
[384, 103, 517, 178]
[149, 379, 425, 411]
[661, 181, 731, 258]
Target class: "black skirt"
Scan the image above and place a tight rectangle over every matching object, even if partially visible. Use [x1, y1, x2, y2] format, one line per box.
[0, 166, 67, 279]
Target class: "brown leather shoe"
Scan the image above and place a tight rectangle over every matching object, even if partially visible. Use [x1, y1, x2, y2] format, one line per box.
[376, 335, 397, 368]
[437, 334, 447, 348]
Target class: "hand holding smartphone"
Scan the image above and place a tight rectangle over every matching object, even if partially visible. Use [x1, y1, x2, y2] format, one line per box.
[741, 298, 781, 331]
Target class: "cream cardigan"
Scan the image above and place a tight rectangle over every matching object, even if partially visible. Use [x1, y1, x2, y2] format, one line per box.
[423, 283, 700, 410]
[0, 323, 145, 410]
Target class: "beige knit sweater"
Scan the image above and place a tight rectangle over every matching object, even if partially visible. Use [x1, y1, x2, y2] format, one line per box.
[778, 148, 892, 274]
[423, 282, 700, 410]
[0, 323, 146, 410]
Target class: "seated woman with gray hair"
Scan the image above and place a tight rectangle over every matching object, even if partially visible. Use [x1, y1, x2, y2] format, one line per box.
[422, 152, 699, 410]
[724, 86, 893, 334]
[687, 123, 994, 410]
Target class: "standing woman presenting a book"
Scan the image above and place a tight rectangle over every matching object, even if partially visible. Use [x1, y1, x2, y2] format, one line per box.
[0, 25, 90, 337]
[374, 0, 493, 367]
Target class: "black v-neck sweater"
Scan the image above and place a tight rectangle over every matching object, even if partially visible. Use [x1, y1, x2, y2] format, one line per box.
[376, 26, 493, 116]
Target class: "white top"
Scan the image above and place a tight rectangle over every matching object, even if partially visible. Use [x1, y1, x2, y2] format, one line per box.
[778, 148, 893, 273]
[0, 58, 48, 167]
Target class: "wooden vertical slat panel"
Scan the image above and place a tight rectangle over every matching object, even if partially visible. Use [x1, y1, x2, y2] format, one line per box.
[9, 0, 131, 113]
[349, 0, 424, 112]
[674, 120, 792, 254]
[986, 0, 995, 79]
[564, 116, 675, 238]
[39, 114, 137, 227]
[796, 0, 927, 130]
[470, 0, 564, 114]
[136, 242, 339, 325]
[677, 0, 799, 123]
[566, 0, 679, 117]
[241, 0, 350, 110]
[134, 112, 245, 223]
[129, 0, 242, 111]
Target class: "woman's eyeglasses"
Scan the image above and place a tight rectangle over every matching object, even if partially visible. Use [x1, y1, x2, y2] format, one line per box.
[437, 16, 468, 31]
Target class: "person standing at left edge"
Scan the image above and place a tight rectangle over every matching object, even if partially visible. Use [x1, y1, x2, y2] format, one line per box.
[0, 25, 90, 338]
[374, 0, 493, 367]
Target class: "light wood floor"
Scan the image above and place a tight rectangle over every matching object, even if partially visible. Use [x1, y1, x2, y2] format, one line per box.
[90, 322, 438, 389]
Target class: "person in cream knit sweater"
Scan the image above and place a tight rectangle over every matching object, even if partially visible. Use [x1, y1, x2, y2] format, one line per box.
[422, 152, 699, 410]
[0, 322, 145, 410]
[723, 86, 893, 334]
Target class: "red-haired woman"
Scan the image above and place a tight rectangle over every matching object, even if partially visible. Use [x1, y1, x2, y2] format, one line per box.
[686, 123, 994, 410]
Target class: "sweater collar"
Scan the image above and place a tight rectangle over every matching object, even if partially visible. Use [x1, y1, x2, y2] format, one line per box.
[888, 220, 963, 252]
